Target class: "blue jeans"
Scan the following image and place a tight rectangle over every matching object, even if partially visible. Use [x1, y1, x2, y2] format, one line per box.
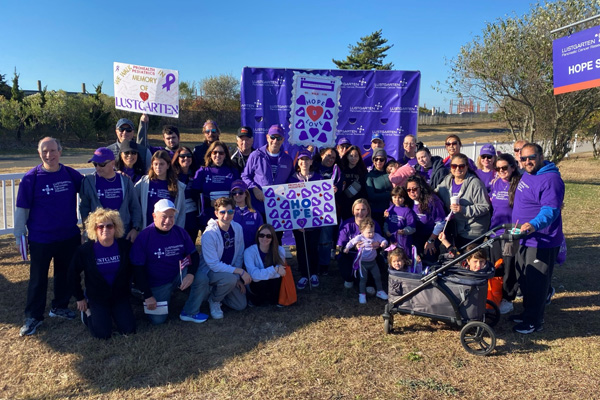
[147, 267, 209, 325]
[318, 225, 335, 268]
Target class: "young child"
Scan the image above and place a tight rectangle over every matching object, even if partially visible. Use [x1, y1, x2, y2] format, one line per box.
[343, 218, 389, 304]
[388, 247, 411, 271]
[384, 186, 417, 253]
[464, 244, 503, 307]
[387, 161, 415, 188]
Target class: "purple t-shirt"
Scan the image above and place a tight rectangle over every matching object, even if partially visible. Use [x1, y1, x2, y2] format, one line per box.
[130, 223, 196, 287]
[146, 179, 173, 226]
[490, 178, 512, 235]
[451, 181, 463, 197]
[93, 241, 120, 286]
[386, 205, 417, 252]
[412, 196, 446, 239]
[233, 207, 264, 248]
[220, 225, 236, 265]
[192, 165, 239, 206]
[476, 169, 496, 193]
[337, 218, 382, 249]
[16, 164, 83, 243]
[95, 174, 123, 211]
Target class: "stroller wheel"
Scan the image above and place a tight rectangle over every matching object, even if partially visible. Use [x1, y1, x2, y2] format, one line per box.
[460, 321, 496, 356]
[485, 300, 500, 327]
[383, 315, 393, 334]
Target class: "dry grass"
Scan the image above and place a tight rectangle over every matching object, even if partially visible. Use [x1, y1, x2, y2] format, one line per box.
[0, 156, 599, 399]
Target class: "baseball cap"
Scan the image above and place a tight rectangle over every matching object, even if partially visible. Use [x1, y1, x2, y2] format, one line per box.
[116, 118, 135, 130]
[480, 144, 496, 156]
[371, 133, 384, 142]
[154, 199, 177, 213]
[337, 137, 351, 146]
[268, 125, 284, 137]
[119, 140, 139, 154]
[373, 148, 387, 159]
[230, 179, 248, 192]
[88, 147, 115, 163]
[237, 126, 253, 138]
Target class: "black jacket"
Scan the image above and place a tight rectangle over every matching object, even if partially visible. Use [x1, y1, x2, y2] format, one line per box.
[416, 155, 448, 190]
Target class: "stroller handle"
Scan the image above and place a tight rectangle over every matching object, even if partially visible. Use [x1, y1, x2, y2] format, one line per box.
[458, 223, 529, 252]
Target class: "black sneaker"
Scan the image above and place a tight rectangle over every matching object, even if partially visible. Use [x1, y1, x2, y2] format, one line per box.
[20, 318, 42, 336]
[508, 314, 525, 323]
[546, 286, 556, 305]
[49, 308, 76, 320]
[513, 322, 543, 334]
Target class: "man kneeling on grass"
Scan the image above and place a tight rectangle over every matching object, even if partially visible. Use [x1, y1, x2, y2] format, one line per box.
[199, 197, 249, 319]
[131, 199, 209, 324]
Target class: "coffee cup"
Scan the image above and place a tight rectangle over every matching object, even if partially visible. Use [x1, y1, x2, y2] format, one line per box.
[450, 195, 460, 205]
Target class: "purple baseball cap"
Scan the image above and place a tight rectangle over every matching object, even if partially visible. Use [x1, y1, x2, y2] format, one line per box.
[230, 179, 248, 192]
[88, 147, 115, 163]
[337, 137, 351, 146]
[267, 125, 284, 137]
[480, 144, 496, 156]
[296, 149, 313, 162]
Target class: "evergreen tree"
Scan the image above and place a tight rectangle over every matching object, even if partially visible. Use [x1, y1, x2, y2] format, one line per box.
[0, 72, 11, 99]
[11, 69, 24, 102]
[332, 30, 394, 70]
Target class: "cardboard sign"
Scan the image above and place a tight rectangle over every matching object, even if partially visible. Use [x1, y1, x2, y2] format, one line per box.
[263, 179, 337, 231]
[113, 62, 179, 117]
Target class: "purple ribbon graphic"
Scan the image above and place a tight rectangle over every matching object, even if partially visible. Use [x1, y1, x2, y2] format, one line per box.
[162, 73, 176, 91]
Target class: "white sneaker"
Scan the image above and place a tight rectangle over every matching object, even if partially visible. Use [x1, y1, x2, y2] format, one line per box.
[208, 298, 224, 319]
[359, 293, 367, 304]
[366, 286, 376, 295]
[499, 299, 514, 314]
[376, 290, 388, 300]
[344, 281, 354, 289]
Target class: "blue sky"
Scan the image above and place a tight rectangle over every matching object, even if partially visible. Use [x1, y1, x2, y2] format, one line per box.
[0, 0, 536, 112]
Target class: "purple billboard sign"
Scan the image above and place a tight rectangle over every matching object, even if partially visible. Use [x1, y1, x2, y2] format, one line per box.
[553, 25, 600, 95]
[240, 67, 420, 160]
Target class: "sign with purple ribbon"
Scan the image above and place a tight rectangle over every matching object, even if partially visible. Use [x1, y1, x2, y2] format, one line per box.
[290, 72, 341, 147]
[113, 62, 179, 118]
[241, 67, 420, 160]
[553, 25, 600, 94]
[263, 179, 337, 231]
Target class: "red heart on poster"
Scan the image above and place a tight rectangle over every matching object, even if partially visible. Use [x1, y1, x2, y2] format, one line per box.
[140, 92, 149, 101]
[306, 105, 324, 122]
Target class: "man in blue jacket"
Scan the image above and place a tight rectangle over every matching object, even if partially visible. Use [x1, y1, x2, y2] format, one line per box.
[511, 143, 564, 334]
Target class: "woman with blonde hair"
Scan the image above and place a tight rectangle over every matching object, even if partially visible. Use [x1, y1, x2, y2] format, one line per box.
[68, 208, 136, 339]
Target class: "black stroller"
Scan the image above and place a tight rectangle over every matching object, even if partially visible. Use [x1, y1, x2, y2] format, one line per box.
[382, 224, 525, 356]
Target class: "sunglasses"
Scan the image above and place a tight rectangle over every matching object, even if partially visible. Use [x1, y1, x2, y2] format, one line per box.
[212, 151, 225, 156]
[118, 127, 133, 133]
[93, 161, 111, 168]
[231, 190, 245, 196]
[258, 233, 273, 239]
[520, 155, 537, 162]
[96, 223, 114, 230]
[373, 157, 386, 162]
[218, 209, 235, 215]
[495, 165, 510, 172]
[179, 153, 192, 158]
[445, 141, 459, 146]
[514, 147, 523, 153]
[204, 129, 218, 134]
[450, 163, 466, 170]
[406, 187, 419, 193]
[268, 135, 284, 141]
[480, 154, 494, 160]
[123, 151, 137, 156]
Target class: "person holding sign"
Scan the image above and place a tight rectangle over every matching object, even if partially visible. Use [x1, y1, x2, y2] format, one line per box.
[115, 140, 145, 184]
[137, 113, 180, 158]
[108, 118, 152, 170]
[288, 149, 323, 290]
[130, 199, 209, 325]
[241, 125, 294, 216]
[69, 208, 136, 339]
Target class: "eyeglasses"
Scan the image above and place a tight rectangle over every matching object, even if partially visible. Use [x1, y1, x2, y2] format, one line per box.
[179, 153, 192, 158]
[96, 223, 114, 230]
[406, 187, 419, 193]
[93, 161, 111, 168]
[118, 127, 133, 133]
[520, 155, 537, 162]
[231, 190, 245, 196]
[445, 141, 459, 146]
[373, 157, 386, 162]
[268, 135, 284, 141]
[218, 209, 235, 215]
[212, 151, 225, 156]
[450, 164, 466, 170]
[204, 129, 218, 134]
[123, 151, 137, 156]
[258, 233, 273, 239]
[495, 165, 510, 172]
[480, 154, 493, 160]
[513, 147, 523, 153]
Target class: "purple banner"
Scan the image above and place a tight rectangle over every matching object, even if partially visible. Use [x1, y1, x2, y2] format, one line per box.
[241, 67, 420, 160]
[553, 25, 600, 94]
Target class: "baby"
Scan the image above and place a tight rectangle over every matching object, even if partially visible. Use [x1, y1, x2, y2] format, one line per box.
[388, 247, 411, 271]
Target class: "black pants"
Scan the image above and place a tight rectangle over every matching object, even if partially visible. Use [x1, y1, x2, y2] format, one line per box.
[87, 298, 136, 339]
[338, 251, 387, 287]
[515, 245, 558, 326]
[489, 239, 519, 301]
[293, 229, 320, 278]
[26, 234, 80, 320]
[248, 278, 282, 306]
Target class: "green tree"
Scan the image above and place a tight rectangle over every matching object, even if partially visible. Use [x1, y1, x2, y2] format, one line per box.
[198, 74, 240, 126]
[11, 69, 24, 103]
[332, 30, 394, 70]
[443, 0, 600, 163]
[0, 72, 11, 100]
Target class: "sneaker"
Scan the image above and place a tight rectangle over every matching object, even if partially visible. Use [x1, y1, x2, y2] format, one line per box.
[376, 290, 389, 300]
[180, 311, 209, 323]
[344, 281, 354, 289]
[20, 318, 42, 336]
[330, 249, 336, 260]
[359, 293, 367, 304]
[366, 286, 376, 295]
[297, 277, 309, 290]
[513, 322, 543, 334]
[508, 314, 525, 323]
[499, 299, 514, 314]
[546, 286, 556, 305]
[310, 275, 320, 288]
[80, 309, 91, 327]
[208, 298, 224, 320]
[49, 308, 76, 320]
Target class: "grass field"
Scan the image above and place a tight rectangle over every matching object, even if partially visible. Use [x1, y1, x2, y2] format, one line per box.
[0, 155, 599, 399]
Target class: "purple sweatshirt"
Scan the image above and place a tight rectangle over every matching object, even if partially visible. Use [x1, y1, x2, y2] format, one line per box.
[490, 178, 512, 235]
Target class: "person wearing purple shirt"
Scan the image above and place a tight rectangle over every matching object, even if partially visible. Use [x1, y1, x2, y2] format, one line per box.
[172, 146, 200, 243]
[383, 186, 417, 253]
[510, 144, 564, 334]
[475, 143, 497, 193]
[14, 137, 83, 336]
[442, 134, 477, 171]
[230, 180, 263, 249]
[69, 208, 136, 339]
[398, 134, 418, 167]
[241, 125, 294, 216]
[131, 199, 209, 325]
[115, 140, 145, 185]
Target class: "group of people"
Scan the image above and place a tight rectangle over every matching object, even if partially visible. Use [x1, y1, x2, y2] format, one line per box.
[14, 114, 564, 338]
